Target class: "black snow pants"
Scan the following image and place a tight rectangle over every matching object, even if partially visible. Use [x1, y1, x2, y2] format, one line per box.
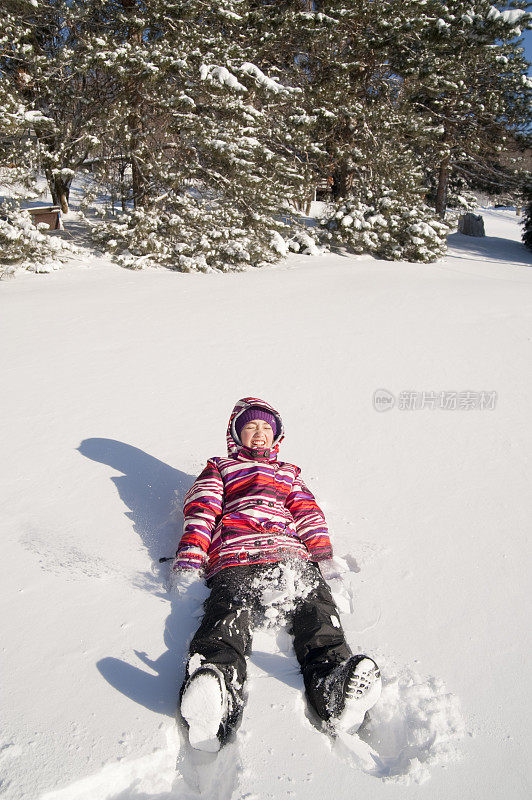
[181, 560, 352, 734]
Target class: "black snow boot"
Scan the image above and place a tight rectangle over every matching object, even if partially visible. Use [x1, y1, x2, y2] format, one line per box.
[321, 655, 382, 734]
[180, 665, 230, 752]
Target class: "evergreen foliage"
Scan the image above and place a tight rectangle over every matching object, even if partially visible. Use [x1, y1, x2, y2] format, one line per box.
[0, 202, 74, 277]
[1, 1, 109, 211]
[522, 182, 532, 251]
[400, 0, 532, 215]
[1, 0, 530, 270]
[321, 186, 450, 263]
[81, 1, 317, 269]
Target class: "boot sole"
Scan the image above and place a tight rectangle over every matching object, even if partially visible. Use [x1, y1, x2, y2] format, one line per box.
[181, 668, 227, 752]
[334, 657, 382, 734]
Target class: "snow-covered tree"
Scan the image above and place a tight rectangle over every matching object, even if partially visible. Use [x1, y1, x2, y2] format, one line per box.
[82, 1, 317, 270]
[247, 2, 448, 260]
[1, 1, 113, 211]
[0, 201, 74, 277]
[399, 1, 532, 216]
[3, 1, 530, 269]
[244, 1, 415, 199]
[321, 179, 451, 263]
[0, 2, 52, 189]
[260, 2, 531, 212]
[522, 180, 532, 251]
[0, 4, 75, 274]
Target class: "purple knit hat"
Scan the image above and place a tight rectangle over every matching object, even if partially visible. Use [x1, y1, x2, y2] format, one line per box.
[235, 407, 278, 441]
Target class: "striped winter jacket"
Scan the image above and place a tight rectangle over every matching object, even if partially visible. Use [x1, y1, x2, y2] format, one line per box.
[174, 397, 333, 579]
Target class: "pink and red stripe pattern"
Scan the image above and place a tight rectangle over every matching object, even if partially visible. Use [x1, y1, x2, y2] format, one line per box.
[174, 397, 333, 579]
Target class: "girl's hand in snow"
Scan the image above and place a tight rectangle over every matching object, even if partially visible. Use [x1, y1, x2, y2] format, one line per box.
[168, 568, 208, 608]
[318, 555, 349, 582]
[170, 568, 200, 593]
[317, 556, 352, 614]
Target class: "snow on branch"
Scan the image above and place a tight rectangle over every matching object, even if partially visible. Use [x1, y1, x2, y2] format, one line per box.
[238, 63, 294, 95]
[199, 64, 247, 92]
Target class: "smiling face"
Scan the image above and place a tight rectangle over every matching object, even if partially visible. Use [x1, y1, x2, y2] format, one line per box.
[240, 419, 275, 450]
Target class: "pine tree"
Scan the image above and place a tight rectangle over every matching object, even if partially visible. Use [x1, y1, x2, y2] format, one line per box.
[522, 181, 532, 251]
[0, 2, 77, 275]
[1, 1, 115, 211]
[253, 2, 450, 260]
[3, 1, 530, 270]
[0, 1, 51, 188]
[399, 1, 532, 216]
[246, 1, 425, 200]
[0, 201, 73, 277]
[81, 0, 318, 270]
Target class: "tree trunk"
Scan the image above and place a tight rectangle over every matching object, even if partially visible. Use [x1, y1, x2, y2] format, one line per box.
[128, 107, 146, 208]
[120, 162, 128, 211]
[121, 0, 147, 209]
[53, 175, 70, 214]
[331, 162, 351, 201]
[126, 99, 146, 210]
[131, 151, 146, 208]
[435, 155, 450, 218]
[45, 169, 70, 214]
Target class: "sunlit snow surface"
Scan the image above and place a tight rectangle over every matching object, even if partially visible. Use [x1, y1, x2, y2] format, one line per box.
[1, 206, 530, 799]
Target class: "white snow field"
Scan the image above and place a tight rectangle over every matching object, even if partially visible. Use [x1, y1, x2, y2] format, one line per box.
[1, 208, 530, 800]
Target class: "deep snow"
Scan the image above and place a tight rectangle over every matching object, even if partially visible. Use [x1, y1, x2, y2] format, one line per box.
[1, 208, 531, 800]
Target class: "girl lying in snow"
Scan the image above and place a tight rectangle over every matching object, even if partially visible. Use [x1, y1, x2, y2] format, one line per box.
[172, 396, 381, 752]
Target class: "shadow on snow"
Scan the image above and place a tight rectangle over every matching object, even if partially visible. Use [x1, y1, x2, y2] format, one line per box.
[77, 438, 197, 717]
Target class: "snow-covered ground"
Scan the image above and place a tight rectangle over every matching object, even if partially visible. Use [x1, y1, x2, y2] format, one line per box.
[1, 208, 530, 800]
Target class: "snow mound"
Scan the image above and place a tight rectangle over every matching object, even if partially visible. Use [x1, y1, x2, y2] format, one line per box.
[244, 624, 464, 791]
[357, 665, 465, 783]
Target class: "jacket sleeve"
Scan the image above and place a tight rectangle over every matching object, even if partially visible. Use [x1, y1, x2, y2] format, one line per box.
[173, 459, 224, 571]
[284, 470, 333, 562]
